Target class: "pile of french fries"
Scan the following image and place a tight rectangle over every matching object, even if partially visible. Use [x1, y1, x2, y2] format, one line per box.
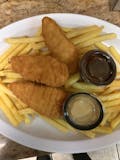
[0, 23, 120, 138]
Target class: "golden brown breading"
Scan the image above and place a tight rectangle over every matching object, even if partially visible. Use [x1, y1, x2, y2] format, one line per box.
[42, 17, 79, 73]
[11, 55, 69, 87]
[9, 82, 67, 118]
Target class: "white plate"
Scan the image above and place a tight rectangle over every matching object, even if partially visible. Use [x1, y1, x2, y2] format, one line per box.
[0, 13, 120, 153]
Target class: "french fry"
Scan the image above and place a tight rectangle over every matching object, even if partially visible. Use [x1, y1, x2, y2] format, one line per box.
[40, 115, 69, 133]
[110, 79, 120, 88]
[5, 73, 22, 79]
[95, 42, 109, 53]
[12, 97, 28, 109]
[71, 27, 103, 45]
[0, 44, 28, 69]
[55, 119, 95, 138]
[0, 98, 18, 126]
[0, 92, 23, 123]
[65, 87, 94, 94]
[11, 98, 24, 110]
[106, 105, 120, 112]
[103, 98, 120, 107]
[110, 114, 120, 129]
[0, 44, 19, 63]
[109, 46, 120, 64]
[102, 87, 115, 95]
[0, 69, 12, 73]
[4, 64, 12, 70]
[99, 92, 120, 101]
[66, 25, 99, 38]
[15, 103, 24, 110]
[2, 78, 20, 83]
[0, 71, 22, 79]
[80, 131, 96, 138]
[35, 26, 42, 36]
[31, 42, 46, 50]
[62, 27, 75, 32]
[0, 70, 11, 76]
[0, 83, 15, 98]
[0, 91, 17, 111]
[54, 119, 75, 132]
[65, 87, 84, 93]
[19, 108, 37, 116]
[24, 115, 31, 124]
[116, 72, 120, 79]
[65, 73, 80, 88]
[2, 87, 27, 109]
[5, 36, 44, 44]
[100, 112, 111, 126]
[77, 33, 117, 48]
[78, 45, 96, 56]
[93, 126, 112, 134]
[19, 43, 32, 55]
[108, 112, 119, 122]
[72, 82, 104, 93]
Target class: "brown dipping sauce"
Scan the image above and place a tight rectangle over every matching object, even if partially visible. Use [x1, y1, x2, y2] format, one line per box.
[80, 50, 116, 85]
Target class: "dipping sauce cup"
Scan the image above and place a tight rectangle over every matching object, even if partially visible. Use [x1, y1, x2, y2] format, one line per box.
[63, 93, 103, 130]
[80, 50, 116, 85]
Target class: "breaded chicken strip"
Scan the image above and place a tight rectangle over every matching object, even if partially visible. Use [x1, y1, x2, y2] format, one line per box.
[11, 55, 69, 87]
[9, 82, 67, 118]
[42, 17, 79, 73]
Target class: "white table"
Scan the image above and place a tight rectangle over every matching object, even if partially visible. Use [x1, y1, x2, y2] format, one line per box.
[89, 144, 120, 160]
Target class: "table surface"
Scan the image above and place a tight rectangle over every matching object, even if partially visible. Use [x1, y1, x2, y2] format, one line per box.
[0, 0, 120, 160]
